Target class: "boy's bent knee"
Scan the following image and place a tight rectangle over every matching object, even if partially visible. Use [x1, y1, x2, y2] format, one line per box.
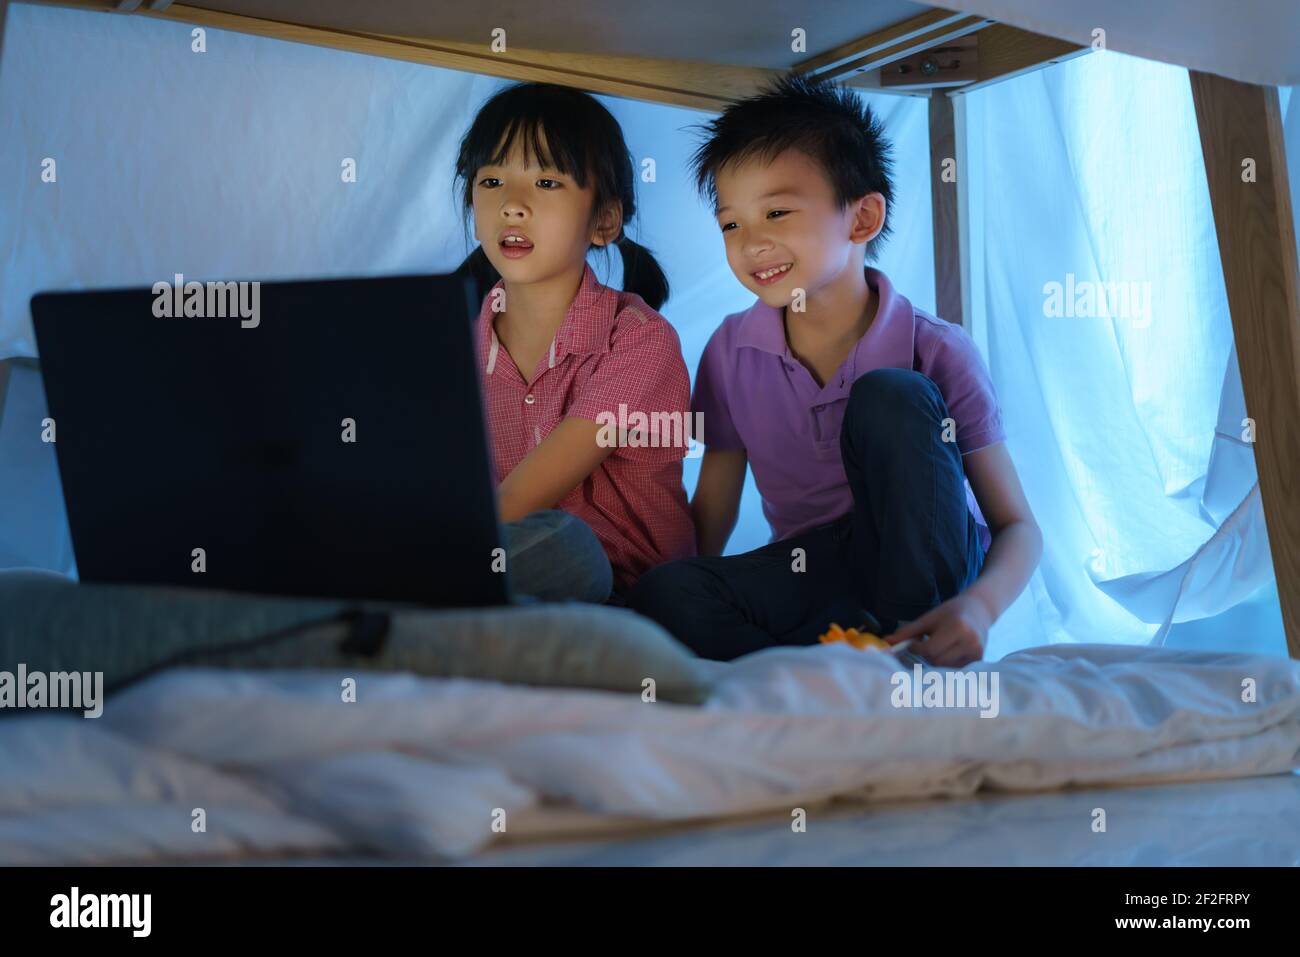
[848, 368, 941, 416]
[630, 560, 704, 605]
[843, 368, 946, 451]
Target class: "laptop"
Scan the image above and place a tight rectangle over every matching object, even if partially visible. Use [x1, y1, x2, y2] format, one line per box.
[30, 271, 509, 607]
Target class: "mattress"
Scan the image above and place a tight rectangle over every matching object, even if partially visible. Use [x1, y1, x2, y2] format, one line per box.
[3, 639, 1297, 863]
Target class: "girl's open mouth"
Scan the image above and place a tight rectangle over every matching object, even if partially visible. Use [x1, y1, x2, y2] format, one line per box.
[499, 232, 534, 259]
[752, 262, 792, 286]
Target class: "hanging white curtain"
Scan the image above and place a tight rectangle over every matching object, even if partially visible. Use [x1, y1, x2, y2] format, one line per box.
[966, 50, 1287, 655]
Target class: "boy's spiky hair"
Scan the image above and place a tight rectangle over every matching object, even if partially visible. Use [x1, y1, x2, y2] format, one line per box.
[689, 71, 895, 258]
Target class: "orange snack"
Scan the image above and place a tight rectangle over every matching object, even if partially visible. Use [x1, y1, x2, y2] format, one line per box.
[819, 622, 891, 651]
[819, 622, 848, 644]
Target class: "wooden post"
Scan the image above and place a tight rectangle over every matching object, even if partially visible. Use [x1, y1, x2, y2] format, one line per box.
[929, 91, 963, 327]
[1190, 72, 1300, 658]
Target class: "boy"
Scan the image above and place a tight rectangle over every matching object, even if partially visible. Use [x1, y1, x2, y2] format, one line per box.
[628, 73, 1041, 667]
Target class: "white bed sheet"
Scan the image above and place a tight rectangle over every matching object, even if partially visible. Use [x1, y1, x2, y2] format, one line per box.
[1, 642, 1297, 863]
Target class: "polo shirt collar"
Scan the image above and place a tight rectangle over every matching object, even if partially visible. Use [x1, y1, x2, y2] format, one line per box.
[735, 266, 915, 375]
[556, 262, 619, 357]
[480, 263, 616, 377]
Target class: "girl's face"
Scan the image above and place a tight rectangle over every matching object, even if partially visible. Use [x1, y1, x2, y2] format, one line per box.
[472, 132, 618, 285]
[713, 147, 882, 307]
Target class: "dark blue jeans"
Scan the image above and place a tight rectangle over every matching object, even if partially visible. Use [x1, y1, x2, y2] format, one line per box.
[503, 509, 612, 603]
[627, 368, 985, 660]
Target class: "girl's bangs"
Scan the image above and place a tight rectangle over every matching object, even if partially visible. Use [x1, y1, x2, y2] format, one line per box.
[469, 96, 591, 187]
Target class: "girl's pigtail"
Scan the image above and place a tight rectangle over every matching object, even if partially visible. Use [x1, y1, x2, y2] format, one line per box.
[614, 234, 670, 311]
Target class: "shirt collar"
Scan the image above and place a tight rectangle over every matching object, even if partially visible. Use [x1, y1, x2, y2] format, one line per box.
[734, 267, 915, 374]
[478, 263, 617, 376]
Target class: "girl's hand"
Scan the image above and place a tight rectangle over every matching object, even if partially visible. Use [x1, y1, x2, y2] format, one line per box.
[884, 592, 993, 667]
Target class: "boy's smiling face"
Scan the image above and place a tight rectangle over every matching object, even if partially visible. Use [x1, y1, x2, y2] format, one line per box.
[713, 147, 885, 307]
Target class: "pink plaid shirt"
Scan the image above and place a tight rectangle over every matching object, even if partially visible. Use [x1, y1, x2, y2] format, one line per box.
[476, 264, 696, 590]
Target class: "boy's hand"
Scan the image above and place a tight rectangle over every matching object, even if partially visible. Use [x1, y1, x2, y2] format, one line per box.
[690, 448, 747, 556]
[884, 592, 992, 667]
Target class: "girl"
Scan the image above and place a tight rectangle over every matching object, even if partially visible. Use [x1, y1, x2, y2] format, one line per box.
[453, 82, 695, 603]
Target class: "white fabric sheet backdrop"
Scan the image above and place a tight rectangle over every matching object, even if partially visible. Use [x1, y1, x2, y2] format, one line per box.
[964, 51, 1294, 656]
[0, 4, 935, 572]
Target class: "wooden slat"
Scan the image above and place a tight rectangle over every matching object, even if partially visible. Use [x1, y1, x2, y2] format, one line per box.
[797, 9, 992, 82]
[28, 0, 117, 12]
[31, 2, 1092, 105]
[964, 23, 1087, 92]
[1190, 72, 1300, 659]
[840, 21, 1086, 96]
[147, 3, 772, 111]
[880, 33, 978, 91]
[32, 0, 773, 111]
[928, 91, 962, 327]
[795, 7, 972, 77]
[355, 33, 774, 109]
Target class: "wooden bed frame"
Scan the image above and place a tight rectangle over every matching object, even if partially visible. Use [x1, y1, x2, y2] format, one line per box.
[7, 0, 1299, 658]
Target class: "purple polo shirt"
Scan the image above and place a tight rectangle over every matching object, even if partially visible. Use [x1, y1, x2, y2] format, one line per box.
[692, 267, 1005, 551]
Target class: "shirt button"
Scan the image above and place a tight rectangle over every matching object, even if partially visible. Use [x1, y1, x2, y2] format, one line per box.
[524, 394, 536, 405]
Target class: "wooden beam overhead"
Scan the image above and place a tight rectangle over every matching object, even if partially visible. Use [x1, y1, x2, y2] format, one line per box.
[960, 23, 1088, 93]
[793, 7, 988, 80]
[1190, 72, 1300, 659]
[353, 33, 775, 111]
[827, 21, 1090, 96]
[880, 33, 978, 91]
[33, 0, 775, 111]
[152, 3, 776, 111]
[837, 16, 990, 79]
[36, 2, 1090, 105]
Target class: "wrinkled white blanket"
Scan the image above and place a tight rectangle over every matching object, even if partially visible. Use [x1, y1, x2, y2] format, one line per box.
[2, 642, 1297, 863]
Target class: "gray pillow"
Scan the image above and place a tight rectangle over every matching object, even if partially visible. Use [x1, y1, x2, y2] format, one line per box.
[0, 572, 712, 705]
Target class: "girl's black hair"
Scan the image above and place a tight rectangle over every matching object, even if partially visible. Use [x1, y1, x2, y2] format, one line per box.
[689, 71, 896, 260]
[453, 82, 669, 310]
